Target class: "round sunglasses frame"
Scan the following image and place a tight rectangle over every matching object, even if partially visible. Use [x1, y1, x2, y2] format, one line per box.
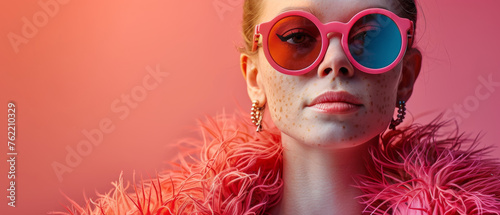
[252, 8, 414, 75]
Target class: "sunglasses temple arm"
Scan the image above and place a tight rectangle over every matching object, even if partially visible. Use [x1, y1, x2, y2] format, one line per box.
[252, 25, 262, 52]
[407, 21, 415, 48]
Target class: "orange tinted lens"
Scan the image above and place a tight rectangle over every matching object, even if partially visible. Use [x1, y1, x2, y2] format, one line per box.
[268, 16, 321, 71]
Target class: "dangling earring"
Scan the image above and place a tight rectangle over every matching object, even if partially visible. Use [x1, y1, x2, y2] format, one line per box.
[251, 100, 265, 132]
[389, 100, 406, 130]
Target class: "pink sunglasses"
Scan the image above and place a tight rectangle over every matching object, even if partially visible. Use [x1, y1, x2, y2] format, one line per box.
[252, 8, 414, 75]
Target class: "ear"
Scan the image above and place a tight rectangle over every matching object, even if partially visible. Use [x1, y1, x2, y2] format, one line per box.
[240, 53, 267, 105]
[397, 48, 422, 102]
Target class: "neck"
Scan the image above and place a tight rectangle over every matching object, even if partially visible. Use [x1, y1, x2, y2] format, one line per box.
[272, 134, 377, 215]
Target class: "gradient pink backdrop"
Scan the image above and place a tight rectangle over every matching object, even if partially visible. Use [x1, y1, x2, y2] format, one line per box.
[1, 0, 499, 214]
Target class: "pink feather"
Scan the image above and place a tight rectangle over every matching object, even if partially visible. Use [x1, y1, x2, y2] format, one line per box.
[51, 113, 500, 215]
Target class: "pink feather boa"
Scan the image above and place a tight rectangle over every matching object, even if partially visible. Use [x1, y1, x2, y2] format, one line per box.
[53, 113, 500, 215]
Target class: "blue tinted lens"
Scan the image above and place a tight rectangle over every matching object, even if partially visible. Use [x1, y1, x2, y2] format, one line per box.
[348, 14, 401, 69]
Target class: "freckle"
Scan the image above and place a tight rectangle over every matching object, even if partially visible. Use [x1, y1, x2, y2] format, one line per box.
[341, 138, 345, 141]
[308, 128, 310, 132]
[355, 124, 359, 128]
[364, 111, 368, 114]
[304, 117, 308, 120]
[293, 122, 296, 126]
[349, 137, 353, 140]
[286, 114, 288, 118]
[342, 126, 346, 129]
[299, 124, 302, 128]
[355, 113, 358, 116]
[314, 83, 317, 86]
[367, 83, 370, 87]
[280, 107, 283, 112]
[370, 101, 373, 105]
[346, 81, 349, 84]
[315, 116, 317, 118]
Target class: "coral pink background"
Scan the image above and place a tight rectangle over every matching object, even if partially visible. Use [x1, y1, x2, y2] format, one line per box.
[1, 0, 499, 214]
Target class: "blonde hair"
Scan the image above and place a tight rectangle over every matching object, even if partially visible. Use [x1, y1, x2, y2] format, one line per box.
[241, 0, 263, 55]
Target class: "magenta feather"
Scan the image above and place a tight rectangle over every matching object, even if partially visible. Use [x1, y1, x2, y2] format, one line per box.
[357, 118, 500, 214]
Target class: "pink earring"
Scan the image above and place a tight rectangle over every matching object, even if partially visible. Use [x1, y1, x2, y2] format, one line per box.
[251, 100, 264, 132]
[389, 100, 406, 130]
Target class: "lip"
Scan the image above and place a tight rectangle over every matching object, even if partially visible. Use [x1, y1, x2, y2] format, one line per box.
[307, 91, 363, 114]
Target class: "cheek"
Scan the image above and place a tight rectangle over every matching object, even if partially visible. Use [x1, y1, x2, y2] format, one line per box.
[257, 54, 313, 135]
[261, 71, 302, 130]
[362, 70, 401, 127]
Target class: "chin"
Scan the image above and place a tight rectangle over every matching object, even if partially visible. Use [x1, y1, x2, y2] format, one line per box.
[299, 129, 370, 149]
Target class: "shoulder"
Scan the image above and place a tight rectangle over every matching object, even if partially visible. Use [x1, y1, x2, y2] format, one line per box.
[357, 118, 500, 214]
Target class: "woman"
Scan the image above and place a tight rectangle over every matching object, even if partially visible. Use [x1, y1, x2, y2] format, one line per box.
[57, 0, 500, 214]
[240, 0, 422, 214]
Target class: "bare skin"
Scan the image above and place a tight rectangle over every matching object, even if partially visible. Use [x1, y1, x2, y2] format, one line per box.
[240, 0, 422, 214]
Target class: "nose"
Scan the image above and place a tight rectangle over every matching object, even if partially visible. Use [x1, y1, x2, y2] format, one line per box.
[317, 37, 355, 78]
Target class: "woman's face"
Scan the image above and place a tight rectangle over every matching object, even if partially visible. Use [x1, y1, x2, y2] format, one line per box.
[251, 0, 412, 148]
